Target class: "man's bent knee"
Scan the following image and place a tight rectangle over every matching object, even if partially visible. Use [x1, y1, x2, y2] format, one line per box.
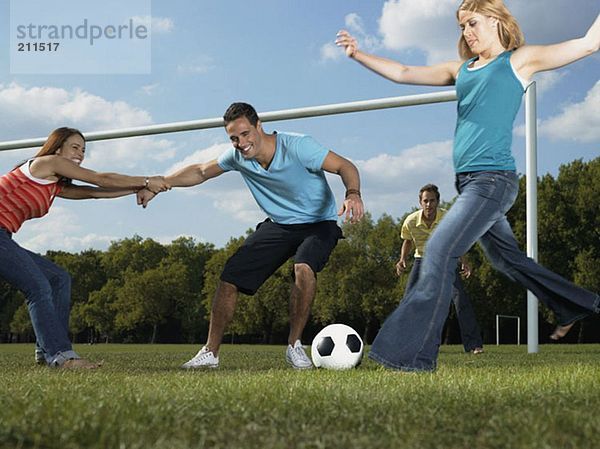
[294, 263, 315, 282]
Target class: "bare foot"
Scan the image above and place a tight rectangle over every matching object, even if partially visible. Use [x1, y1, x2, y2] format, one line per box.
[60, 359, 102, 369]
[549, 322, 575, 341]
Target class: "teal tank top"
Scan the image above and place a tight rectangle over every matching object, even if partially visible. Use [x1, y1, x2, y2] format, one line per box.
[454, 50, 525, 173]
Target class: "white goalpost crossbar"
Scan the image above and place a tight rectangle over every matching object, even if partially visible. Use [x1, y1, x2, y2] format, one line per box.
[0, 87, 541, 352]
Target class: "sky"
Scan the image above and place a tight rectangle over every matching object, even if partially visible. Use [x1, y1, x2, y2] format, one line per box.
[0, 0, 598, 254]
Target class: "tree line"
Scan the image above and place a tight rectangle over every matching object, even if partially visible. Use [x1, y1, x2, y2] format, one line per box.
[1, 158, 598, 345]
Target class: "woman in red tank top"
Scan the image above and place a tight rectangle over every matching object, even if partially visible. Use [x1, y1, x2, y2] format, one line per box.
[0, 127, 170, 368]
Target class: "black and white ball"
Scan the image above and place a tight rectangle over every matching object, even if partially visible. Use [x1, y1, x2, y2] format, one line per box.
[311, 324, 364, 370]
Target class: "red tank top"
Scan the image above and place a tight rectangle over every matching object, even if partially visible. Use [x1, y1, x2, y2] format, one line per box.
[0, 161, 63, 233]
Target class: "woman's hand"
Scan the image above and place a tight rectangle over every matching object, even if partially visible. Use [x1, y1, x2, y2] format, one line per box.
[136, 188, 157, 208]
[146, 175, 170, 193]
[335, 30, 359, 58]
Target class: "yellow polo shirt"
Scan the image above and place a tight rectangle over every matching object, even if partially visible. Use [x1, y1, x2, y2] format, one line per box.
[400, 208, 447, 258]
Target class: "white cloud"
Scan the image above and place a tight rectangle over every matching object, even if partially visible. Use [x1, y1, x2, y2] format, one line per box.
[531, 71, 567, 96]
[538, 81, 600, 143]
[345, 13, 381, 52]
[14, 206, 117, 253]
[321, 12, 381, 63]
[131, 16, 174, 34]
[345, 13, 365, 33]
[320, 42, 343, 62]
[357, 140, 454, 191]
[379, 0, 459, 64]
[208, 188, 264, 224]
[0, 82, 152, 131]
[328, 140, 456, 220]
[86, 137, 178, 171]
[0, 82, 178, 171]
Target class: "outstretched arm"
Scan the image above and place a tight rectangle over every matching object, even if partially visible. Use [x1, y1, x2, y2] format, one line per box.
[31, 155, 170, 193]
[512, 13, 600, 79]
[165, 159, 224, 187]
[58, 185, 137, 200]
[321, 151, 364, 224]
[335, 30, 461, 86]
[138, 159, 225, 208]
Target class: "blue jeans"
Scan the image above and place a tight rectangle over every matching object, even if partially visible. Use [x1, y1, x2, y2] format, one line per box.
[406, 258, 483, 352]
[0, 228, 79, 366]
[370, 170, 600, 372]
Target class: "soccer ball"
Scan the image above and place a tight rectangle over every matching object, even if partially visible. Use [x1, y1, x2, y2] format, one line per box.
[311, 323, 364, 370]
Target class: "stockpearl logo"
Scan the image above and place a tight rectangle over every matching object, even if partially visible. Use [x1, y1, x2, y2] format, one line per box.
[10, 0, 152, 74]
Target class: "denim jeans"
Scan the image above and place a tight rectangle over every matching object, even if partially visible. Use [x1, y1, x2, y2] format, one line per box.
[0, 228, 79, 366]
[406, 258, 483, 352]
[370, 170, 600, 372]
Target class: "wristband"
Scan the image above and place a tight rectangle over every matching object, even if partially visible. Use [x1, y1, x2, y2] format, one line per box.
[144, 177, 149, 189]
[345, 189, 361, 198]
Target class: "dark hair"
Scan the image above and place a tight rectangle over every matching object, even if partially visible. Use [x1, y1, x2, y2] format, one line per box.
[35, 127, 85, 158]
[223, 102, 259, 126]
[16, 127, 84, 182]
[419, 184, 440, 201]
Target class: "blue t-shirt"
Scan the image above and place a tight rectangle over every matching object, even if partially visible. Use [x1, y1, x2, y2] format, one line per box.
[454, 50, 525, 173]
[217, 132, 337, 224]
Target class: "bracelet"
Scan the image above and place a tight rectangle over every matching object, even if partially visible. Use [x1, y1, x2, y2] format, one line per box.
[144, 177, 149, 189]
[345, 189, 361, 198]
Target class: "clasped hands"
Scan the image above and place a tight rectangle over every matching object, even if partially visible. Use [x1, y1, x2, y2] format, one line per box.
[136, 175, 169, 209]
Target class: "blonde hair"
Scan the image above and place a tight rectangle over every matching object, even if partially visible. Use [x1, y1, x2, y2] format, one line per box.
[457, 0, 525, 60]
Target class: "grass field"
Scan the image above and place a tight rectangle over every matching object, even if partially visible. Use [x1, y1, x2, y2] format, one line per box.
[1, 343, 599, 449]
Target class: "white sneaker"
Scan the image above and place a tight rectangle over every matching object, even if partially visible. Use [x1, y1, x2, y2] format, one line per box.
[35, 348, 46, 365]
[181, 346, 219, 369]
[286, 340, 313, 370]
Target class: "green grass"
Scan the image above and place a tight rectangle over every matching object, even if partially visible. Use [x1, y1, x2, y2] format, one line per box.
[1, 344, 600, 449]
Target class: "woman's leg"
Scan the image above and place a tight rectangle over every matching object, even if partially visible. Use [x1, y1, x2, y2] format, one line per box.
[370, 171, 517, 371]
[403, 258, 422, 296]
[25, 249, 73, 362]
[0, 231, 77, 365]
[25, 249, 72, 335]
[478, 217, 599, 325]
[451, 274, 483, 352]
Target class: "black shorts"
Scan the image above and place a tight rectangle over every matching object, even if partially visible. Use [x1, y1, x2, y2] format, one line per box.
[220, 219, 343, 295]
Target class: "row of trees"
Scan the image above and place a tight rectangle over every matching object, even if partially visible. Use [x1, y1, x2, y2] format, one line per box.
[1, 158, 598, 345]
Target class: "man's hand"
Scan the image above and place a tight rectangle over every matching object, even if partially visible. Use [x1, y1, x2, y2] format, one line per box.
[146, 175, 171, 193]
[395, 259, 407, 276]
[136, 188, 157, 208]
[459, 259, 472, 279]
[337, 193, 364, 224]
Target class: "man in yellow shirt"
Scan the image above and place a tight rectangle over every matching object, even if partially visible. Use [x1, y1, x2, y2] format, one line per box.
[397, 184, 483, 354]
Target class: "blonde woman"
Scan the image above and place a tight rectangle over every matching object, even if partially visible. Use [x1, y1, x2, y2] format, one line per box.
[336, 0, 600, 371]
[0, 127, 169, 368]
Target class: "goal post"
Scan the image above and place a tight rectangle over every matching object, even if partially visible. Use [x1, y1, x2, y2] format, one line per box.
[496, 314, 521, 346]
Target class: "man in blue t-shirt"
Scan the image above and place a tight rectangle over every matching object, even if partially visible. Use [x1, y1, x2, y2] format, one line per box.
[142, 102, 364, 369]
